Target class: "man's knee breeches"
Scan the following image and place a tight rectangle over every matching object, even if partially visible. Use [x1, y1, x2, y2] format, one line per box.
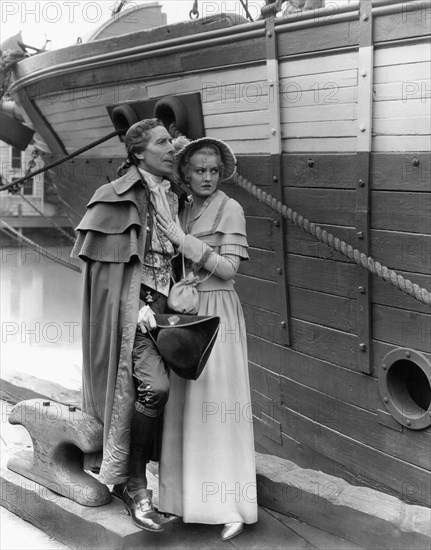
[132, 328, 169, 418]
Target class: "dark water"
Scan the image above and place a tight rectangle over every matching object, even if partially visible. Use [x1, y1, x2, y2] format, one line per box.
[1, 244, 83, 390]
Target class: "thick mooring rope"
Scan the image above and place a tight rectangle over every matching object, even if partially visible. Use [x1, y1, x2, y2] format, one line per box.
[0, 129, 122, 273]
[234, 173, 431, 307]
[0, 129, 122, 193]
[2, 124, 428, 300]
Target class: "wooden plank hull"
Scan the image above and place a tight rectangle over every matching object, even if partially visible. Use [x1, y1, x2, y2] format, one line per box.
[9, 3, 431, 507]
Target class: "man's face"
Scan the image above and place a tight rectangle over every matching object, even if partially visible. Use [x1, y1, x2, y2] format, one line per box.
[135, 126, 174, 177]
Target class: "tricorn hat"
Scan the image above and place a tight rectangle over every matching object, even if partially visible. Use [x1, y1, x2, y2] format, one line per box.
[173, 137, 237, 184]
[148, 314, 220, 380]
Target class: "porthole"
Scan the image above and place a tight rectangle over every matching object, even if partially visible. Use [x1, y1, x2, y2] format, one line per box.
[378, 348, 431, 430]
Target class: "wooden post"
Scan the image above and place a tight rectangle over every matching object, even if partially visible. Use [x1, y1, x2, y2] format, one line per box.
[356, 0, 373, 374]
[266, 13, 290, 346]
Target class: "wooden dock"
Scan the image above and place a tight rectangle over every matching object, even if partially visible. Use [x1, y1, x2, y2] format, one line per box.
[1, 374, 430, 550]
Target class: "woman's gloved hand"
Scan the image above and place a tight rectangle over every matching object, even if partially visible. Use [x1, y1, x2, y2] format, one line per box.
[156, 211, 186, 247]
[138, 305, 157, 333]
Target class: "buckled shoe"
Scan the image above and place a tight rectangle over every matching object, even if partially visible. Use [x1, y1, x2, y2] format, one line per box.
[123, 487, 164, 532]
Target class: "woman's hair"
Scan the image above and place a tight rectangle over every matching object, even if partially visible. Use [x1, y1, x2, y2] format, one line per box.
[117, 118, 163, 176]
[180, 144, 224, 183]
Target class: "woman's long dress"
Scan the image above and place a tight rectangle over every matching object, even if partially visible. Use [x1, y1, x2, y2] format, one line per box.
[159, 190, 258, 524]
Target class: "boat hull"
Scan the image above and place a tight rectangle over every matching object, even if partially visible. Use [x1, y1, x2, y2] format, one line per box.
[9, 3, 431, 507]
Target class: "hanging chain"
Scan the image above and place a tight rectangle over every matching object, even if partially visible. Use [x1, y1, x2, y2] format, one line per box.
[26, 148, 75, 242]
[26, 147, 39, 176]
[6, 148, 39, 195]
[189, 0, 199, 19]
[3, 147, 75, 242]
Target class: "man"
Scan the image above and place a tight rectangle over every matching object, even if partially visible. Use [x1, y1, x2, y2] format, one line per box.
[72, 119, 186, 532]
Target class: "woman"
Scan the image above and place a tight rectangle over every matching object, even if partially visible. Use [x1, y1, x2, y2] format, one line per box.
[156, 137, 258, 541]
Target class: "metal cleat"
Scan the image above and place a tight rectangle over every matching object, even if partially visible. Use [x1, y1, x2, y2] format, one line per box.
[7, 399, 112, 507]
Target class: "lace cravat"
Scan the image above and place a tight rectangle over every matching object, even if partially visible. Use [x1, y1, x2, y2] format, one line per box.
[138, 168, 172, 219]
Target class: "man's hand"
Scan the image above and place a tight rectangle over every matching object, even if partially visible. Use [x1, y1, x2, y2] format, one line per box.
[156, 211, 186, 247]
[138, 305, 157, 333]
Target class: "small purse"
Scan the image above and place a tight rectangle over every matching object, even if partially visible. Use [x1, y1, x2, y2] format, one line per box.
[168, 272, 200, 315]
[168, 254, 219, 315]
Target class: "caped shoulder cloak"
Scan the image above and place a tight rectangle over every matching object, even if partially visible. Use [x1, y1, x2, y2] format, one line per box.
[72, 166, 185, 484]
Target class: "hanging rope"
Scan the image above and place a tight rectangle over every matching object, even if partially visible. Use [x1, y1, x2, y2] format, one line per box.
[0, 128, 124, 274]
[14, 192, 76, 243]
[239, 0, 255, 21]
[0, 130, 123, 269]
[0, 220, 81, 273]
[0, 129, 122, 193]
[234, 172, 431, 307]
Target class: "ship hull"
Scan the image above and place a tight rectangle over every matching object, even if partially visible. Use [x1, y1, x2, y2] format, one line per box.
[9, 2, 431, 507]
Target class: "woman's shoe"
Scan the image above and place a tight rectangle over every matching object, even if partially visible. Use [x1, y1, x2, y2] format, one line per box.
[123, 487, 164, 532]
[220, 522, 244, 541]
